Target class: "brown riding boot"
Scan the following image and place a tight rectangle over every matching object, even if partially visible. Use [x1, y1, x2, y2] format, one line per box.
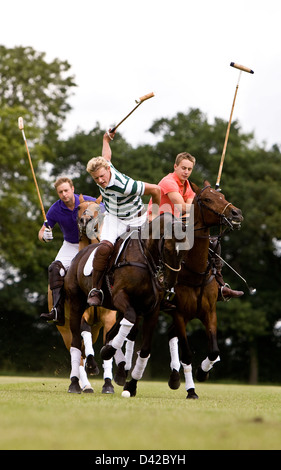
[220, 283, 244, 301]
[216, 272, 244, 301]
[87, 240, 114, 307]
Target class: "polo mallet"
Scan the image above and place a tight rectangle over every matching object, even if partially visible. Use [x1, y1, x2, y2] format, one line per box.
[110, 92, 155, 133]
[18, 117, 49, 227]
[215, 62, 254, 190]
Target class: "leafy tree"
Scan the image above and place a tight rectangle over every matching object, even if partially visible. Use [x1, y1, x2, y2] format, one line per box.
[0, 46, 76, 369]
[0, 45, 76, 147]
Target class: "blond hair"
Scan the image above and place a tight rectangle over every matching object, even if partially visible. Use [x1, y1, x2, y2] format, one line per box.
[175, 152, 196, 166]
[86, 156, 110, 175]
[54, 176, 74, 190]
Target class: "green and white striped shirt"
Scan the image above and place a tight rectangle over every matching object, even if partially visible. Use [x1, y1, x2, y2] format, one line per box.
[98, 163, 145, 219]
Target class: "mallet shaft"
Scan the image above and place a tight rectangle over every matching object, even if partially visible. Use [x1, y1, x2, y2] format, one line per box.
[215, 62, 254, 190]
[111, 92, 154, 133]
[18, 117, 48, 224]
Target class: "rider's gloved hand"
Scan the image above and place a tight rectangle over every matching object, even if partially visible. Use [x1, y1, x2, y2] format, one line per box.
[42, 227, 53, 243]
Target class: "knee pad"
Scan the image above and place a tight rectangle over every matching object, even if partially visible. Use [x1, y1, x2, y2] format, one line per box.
[48, 260, 66, 290]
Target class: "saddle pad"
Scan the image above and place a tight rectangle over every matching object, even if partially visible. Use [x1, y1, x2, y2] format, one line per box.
[83, 229, 139, 277]
[83, 249, 97, 276]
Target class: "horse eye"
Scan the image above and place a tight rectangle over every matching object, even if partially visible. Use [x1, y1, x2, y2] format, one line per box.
[203, 198, 212, 203]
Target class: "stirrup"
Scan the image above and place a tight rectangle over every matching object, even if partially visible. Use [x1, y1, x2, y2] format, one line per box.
[40, 307, 65, 325]
[88, 288, 104, 304]
[221, 283, 231, 302]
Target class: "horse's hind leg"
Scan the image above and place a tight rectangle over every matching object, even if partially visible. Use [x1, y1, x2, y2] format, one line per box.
[80, 316, 100, 376]
[123, 313, 157, 397]
[171, 313, 198, 399]
[167, 323, 181, 389]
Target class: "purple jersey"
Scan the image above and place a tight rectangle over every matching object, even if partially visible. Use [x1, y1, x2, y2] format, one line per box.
[44, 194, 104, 243]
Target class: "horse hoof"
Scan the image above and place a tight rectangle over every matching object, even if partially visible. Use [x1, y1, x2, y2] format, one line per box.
[168, 369, 181, 389]
[123, 379, 137, 397]
[195, 366, 209, 382]
[186, 388, 199, 399]
[102, 378, 115, 394]
[82, 385, 94, 393]
[114, 361, 128, 386]
[68, 376, 82, 394]
[100, 344, 116, 360]
[85, 355, 99, 376]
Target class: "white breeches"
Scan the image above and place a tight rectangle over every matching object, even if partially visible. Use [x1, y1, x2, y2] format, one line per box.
[55, 241, 79, 270]
[100, 212, 147, 245]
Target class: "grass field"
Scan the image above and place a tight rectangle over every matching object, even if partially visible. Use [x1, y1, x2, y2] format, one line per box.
[0, 375, 281, 450]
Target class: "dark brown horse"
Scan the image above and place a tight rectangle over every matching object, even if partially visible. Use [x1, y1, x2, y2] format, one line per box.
[55, 196, 117, 393]
[64, 212, 189, 393]
[117, 181, 243, 398]
[167, 181, 243, 398]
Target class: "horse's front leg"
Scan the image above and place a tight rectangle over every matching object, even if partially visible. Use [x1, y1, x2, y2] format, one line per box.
[123, 310, 159, 397]
[196, 307, 220, 382]
[100, 288, 136, 361]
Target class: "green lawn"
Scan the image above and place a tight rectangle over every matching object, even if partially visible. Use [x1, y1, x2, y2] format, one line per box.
[0, 376, 280, 450]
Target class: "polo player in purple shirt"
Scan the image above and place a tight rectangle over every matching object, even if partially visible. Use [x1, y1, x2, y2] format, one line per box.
[38, 176, 102, 325]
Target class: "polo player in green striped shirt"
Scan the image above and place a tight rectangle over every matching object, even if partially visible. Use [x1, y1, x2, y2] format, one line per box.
[86, 129, 161, 308]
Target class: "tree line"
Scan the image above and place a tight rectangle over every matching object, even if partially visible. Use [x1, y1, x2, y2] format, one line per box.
[0, 45, 281, 383]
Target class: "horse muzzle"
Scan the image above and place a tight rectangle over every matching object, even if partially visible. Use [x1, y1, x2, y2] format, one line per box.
[227, 207, 243, 229]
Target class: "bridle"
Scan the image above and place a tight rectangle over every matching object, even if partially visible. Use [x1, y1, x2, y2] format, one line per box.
[195, 185, 235, 232]
[77, 202, 103, 240]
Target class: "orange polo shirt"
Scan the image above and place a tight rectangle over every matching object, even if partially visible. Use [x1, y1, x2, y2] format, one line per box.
[148, 172, 195, 217]
[158, 172, 195, 216]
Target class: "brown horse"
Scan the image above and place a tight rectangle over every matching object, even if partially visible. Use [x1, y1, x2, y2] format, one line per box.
[54, 196, 117, 393]
[65, 212, 190, 394]
[167, 181, 243, 398]
[116, 181, 243, 398]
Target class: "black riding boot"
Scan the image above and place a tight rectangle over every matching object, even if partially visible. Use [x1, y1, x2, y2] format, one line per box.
[40, 260, 66, 326]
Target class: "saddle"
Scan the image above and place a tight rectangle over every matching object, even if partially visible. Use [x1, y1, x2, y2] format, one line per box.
[83, 227, 145, 277]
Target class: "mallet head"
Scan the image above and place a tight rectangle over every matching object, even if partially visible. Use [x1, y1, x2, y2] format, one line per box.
[18, 117, 24, 130]
[230, 62, 254, 74]
[135, 92, 155, 104]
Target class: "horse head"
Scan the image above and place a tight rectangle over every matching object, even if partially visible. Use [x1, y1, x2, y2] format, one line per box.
[191, 180, 243, 231]
[77, 194, 104, 243]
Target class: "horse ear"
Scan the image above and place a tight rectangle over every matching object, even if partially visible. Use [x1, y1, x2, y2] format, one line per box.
[189, 180, 200, 194]
[95, 195, 102, 205]
[203, 180, 211, 187]
[79, 194, 85, 203]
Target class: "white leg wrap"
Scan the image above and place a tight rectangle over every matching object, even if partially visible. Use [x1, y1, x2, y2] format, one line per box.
[181, 362, 195, 391]
[111, 318, 134, 350]
[125, 339, 135, 371]
[131, 351, 150, 381]
[201, 356, 220, 372]
[103, 358, 113, 380]
[169, 337, 181, 371]
[79, 362, 91, 389]
[70, 347, 81, 379]
[114, 348, 126, 366]
[81, 330, 95, 357]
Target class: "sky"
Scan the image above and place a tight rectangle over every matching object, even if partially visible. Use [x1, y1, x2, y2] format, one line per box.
[2, 0, 281, 150]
